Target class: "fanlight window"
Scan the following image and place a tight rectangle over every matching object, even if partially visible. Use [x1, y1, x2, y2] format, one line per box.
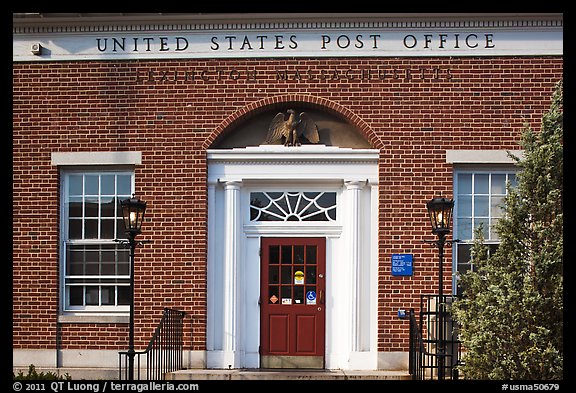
[250, 192, 337, 222]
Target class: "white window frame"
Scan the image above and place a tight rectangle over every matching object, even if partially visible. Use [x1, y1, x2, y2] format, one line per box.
[59, 168, 135, 314]
[452, 167, 518, 294]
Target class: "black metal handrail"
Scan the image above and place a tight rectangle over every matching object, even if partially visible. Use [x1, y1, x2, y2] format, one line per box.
[408, 295, 463, 380]
[119, 307, 187, 380]
[408, 308, 438, 380]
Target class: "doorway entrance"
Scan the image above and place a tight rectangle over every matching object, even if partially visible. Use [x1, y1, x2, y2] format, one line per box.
[260, 237, 326, 368]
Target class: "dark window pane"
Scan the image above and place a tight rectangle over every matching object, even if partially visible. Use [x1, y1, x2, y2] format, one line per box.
[306, 266, 316, 284]
[303, 212, 328, 221]
[327, 208, 336, 220]
[269, 266, 279, 284]
[117, 219, 125, 238]
[67, 247, 84, 263]
[317, 192, 336, 208]
[85, 219, 98, 239]
[100, 249, 115, 263]
[85, 287, 99, 305]
[250, 192, 267, 207]
[68, 262, 83, 275]
[250, 207, 260, 221]
[69, 286, 84, 306]
[281, 286, 291, 302]
[101, 219, 115, 239]
[281, 266, 292, 284]
[117, 248, 130, 263]
[306, 246, 317, 264]
[84, 197, 99, 218]
[69, 219, 82, 239]
[101, 196, 115, 217]
[281, 246, 292, 264]
[457, 244, 472, 265]
[287, 193, 299, 212]
[294, 246, 304, 264]
[85, 262, 99, 275]
[269, 246, 279, 264]
[294, 286, 304, 304]
[300, 204, 320, 217]
[117, 262, 130, 276]
[117, 286, 130, 305]
[68, 197, 83, 218]
[101, 262, 115, 275]
[101, 286, 115, 305]
[85, 248, 99, 263]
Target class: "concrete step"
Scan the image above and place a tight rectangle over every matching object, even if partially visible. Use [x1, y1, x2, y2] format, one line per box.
[167, 368, 411, 380]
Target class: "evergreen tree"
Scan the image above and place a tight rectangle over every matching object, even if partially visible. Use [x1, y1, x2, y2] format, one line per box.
[451, 81, 563, 379]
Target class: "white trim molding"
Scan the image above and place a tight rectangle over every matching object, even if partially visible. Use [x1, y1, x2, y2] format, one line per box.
[445, 149, 524, 164]
[206, 145, 380, 370]
[51, 151, 142, 166]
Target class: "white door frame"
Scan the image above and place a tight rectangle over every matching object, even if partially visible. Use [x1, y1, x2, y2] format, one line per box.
[206, 145, 379, 370]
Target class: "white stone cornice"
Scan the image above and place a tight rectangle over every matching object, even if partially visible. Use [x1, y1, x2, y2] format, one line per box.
[13, 13, 563, 34]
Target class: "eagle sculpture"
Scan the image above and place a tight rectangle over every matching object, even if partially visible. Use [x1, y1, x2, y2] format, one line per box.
[264, 109, 320, 146]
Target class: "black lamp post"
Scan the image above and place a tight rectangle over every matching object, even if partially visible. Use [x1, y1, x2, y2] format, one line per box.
[425, 197, 455, 381]
[117, 195, 147, 381]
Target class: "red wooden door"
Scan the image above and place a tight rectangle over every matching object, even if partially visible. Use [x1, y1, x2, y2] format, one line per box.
[260, 237, 326, 368]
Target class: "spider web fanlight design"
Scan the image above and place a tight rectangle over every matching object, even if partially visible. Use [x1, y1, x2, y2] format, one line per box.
[250, 191, 337, 222]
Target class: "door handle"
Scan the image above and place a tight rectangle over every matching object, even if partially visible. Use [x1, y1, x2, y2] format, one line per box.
[319, 290, 324, 304]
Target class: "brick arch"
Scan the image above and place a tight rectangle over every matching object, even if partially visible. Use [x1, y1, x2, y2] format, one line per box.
[202, 95, 383, 150]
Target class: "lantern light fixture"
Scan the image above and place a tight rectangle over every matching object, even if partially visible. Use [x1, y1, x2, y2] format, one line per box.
[426, 197, 454, 236]
[120, 195, 147, 238]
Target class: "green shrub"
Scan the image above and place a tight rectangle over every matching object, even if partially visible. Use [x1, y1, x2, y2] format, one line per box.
[13, 364, 71, 380]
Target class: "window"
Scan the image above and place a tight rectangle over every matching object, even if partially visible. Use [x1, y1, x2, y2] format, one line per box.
[250, 191, 337, 222]
[453, 170, 518, 293]
[61, 170, 134, 312]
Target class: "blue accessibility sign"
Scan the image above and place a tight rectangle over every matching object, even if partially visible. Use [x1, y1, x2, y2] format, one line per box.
[306, 291, 316, 304]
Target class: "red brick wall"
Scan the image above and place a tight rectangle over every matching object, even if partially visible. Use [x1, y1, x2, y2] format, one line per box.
[12, 56, 563, 353]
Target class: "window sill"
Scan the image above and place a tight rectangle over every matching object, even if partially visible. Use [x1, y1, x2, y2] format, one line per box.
[58, 314, 129, 324]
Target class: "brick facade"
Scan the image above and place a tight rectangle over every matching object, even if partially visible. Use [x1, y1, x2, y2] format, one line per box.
[13, 56, 562, 354]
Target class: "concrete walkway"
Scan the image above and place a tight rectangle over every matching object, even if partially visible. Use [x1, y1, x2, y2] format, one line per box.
[167, 368, 411, 380]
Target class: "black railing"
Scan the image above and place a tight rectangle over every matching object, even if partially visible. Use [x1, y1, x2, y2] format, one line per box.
[408, 307, 437, 380]
[119, 308, 187, 380]
[408, 294, 463, 380]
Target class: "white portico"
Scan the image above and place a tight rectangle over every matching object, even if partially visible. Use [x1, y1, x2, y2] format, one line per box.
[206, 145, 379, 370]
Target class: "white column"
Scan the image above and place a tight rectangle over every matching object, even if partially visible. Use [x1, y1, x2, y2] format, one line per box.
[345, 180, 365, 354]
[206, 182, 216, 353]
[222, 180, 241, 367]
